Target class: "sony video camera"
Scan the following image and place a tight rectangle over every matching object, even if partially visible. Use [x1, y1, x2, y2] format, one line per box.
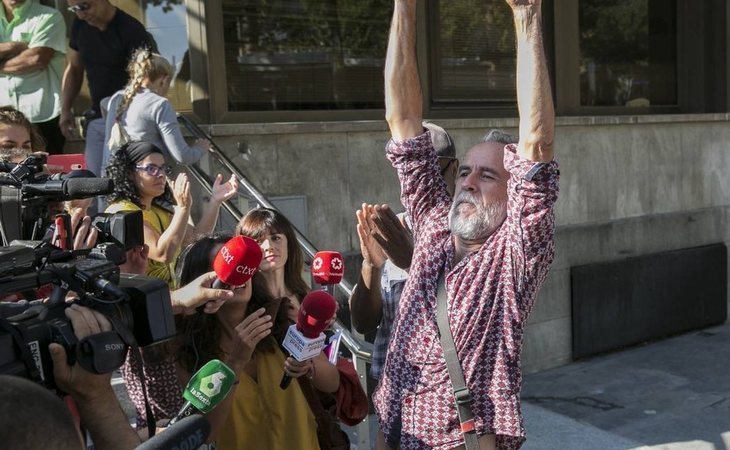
[0, 205, 172, 392]
[0, 154, 114, 243]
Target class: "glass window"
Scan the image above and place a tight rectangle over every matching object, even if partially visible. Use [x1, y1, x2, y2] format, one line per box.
[142, 0, 192, 112]
[579, 0, 677, 107]
[222, 0, 391, 112]
[430, 0, 517, 105]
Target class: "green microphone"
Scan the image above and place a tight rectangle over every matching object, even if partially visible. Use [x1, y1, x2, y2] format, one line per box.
[168, 359, 236, 425]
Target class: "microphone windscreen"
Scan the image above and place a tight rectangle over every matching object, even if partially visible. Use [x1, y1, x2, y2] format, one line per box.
[65, 178, 114, 198]
[182, 359, 237, 414]
[212, 236, 262, 286]
[297, 290, 337, 338]
[134, 415, 210, 450]
[311, 251, 344, 285]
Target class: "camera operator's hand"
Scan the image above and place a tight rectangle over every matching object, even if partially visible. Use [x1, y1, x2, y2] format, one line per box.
[170, 271, 235, 315]
[49, 304, 141, 450]
[49, 304, 112, 399]
[73, 214, 98, 250]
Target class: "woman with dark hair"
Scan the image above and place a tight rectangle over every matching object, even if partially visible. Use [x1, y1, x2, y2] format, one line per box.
[236, 207, 309, 322]
[236, 208, 350, 449]
[175, 233, 328, 449]
[104, 141, 238, 285]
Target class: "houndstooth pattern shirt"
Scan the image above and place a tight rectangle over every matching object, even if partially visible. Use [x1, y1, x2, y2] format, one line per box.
[372, 132, 559, 450]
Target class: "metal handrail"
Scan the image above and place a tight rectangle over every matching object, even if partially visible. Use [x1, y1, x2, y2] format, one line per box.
[178, 114, 372, 362]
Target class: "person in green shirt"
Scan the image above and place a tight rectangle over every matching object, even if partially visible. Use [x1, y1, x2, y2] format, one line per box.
[0, 0, 67, 153]
[105, 141, 239, 286]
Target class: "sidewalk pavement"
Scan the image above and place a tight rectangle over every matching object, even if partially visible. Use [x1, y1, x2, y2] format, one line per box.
[521, 323, 730, 450]
[115, 323, 730, 450]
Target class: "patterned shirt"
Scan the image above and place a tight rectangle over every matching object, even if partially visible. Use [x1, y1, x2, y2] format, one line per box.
[372, 132, 559, 450]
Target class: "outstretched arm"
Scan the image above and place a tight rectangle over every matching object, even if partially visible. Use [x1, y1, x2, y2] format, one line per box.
[385, 0, 423, 141]
[508, 0, 555, 162]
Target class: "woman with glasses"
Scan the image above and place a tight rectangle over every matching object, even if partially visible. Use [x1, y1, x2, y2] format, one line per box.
[105, 141, 238, 285]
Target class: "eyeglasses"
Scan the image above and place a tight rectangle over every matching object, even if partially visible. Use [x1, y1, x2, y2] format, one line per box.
[136, 163, 172, 177]
[67, 2, 91, 13]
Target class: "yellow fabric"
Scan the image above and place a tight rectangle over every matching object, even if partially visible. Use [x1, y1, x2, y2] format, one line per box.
[105, 200, 177, 286]
[216, 347, 320, 450]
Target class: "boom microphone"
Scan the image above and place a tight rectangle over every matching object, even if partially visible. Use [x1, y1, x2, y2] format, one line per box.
[311, 250, 344, 285]
[134, 415, 210, 450]
[21, 178, 114, 200]
[211, 235, 263, 289]
[280, 290, 337, 389]
[168, 359, 237, 425]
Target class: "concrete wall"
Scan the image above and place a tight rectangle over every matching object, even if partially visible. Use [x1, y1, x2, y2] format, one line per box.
[201, 113, 730, 373]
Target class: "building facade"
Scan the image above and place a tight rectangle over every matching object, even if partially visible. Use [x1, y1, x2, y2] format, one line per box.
[69, 0, 730, 372]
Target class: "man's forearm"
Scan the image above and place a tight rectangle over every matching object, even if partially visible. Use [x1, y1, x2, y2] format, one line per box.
[349, 264, 384, 333]
[0, 48, 53, 75]
[0, 41, 27, 59]
[513, 5, 554, 162]
[75, 389, 141, 450]
[61, 65, 83, 114]
[384, 0, 423, 140]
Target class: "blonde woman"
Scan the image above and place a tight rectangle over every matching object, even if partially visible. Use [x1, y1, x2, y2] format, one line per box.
[102, 48, 208, 172]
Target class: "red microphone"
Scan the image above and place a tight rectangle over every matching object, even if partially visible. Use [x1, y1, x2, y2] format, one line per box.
[280, 290, 337, 389]
[212, 236, 263, 289]
[311, 251, 344, 285]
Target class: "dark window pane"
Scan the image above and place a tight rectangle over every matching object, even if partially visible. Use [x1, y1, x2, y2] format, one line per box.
[222, 0, 390, 112]
[579, 0, 677, 107]
[430, 0, 516, 104]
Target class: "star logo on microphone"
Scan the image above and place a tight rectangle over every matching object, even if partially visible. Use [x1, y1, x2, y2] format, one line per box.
[312, 257, 323, 270]
[331, 257, 343, 271]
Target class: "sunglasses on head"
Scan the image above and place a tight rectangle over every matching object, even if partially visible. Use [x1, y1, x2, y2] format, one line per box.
[136, 163, 172, 177]
[67, 2, 91, 13]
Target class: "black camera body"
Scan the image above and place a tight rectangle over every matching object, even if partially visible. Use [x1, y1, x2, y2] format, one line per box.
[0, 266, 175, 392]
[0, 154, 114, 243]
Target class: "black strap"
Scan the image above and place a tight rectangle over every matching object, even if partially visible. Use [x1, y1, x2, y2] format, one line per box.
[106, 313, 157, 438]
[435, 275, 481, 450]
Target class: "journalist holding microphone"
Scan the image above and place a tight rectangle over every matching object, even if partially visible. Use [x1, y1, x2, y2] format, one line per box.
[174, 233, 328, 449]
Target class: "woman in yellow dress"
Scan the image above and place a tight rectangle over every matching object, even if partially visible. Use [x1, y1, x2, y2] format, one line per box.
[104, 141, 238, 286]
[175, 233, 338, 449]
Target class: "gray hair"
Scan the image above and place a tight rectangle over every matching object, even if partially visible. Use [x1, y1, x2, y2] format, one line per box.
[482, 129, 518, 146]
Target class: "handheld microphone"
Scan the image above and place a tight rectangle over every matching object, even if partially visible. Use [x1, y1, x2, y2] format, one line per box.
[211, 235, 263, 290]
[280, 290, 337, 389]
[21, 177, 114, 200]
[311, 251, 344, 285]
[134, 415, 210, 450]
[168, 359, 237, 425]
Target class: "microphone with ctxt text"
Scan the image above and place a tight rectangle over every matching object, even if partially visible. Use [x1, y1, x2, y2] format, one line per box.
[280, 290, 337, 389]
[168, 359, 237, 425]
[134, 415, 210, 450]
[211, 235, 263, 290]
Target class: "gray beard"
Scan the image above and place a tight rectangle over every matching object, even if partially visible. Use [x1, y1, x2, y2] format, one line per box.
[448, 192, 507, 241]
